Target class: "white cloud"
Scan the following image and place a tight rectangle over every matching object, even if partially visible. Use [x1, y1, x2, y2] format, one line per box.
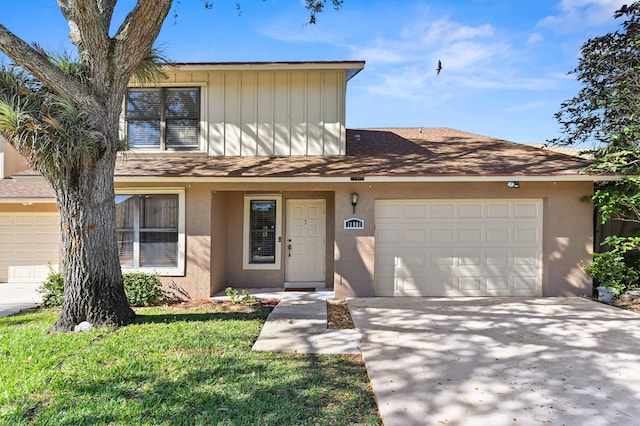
[259, 7, 566, 104]
[539, 0, 628, 29]
[422, 21, 494, 44]
[504, 101, 548, 113]
[346, 16, 551, 101]
[527, 32, 543, 44]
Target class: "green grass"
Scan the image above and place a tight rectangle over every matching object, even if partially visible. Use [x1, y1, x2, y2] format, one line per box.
[0, 306, 380, 425]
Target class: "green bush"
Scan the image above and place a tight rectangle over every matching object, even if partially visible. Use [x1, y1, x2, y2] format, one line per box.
[583, 251, 638, 295]
[38, 271, 166, 308]
[123, 272, 165, 307]
[582, 235, 640, 296]
[38, 265, 64, 308]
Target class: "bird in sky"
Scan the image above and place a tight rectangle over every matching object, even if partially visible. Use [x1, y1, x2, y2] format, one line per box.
[436, 60, 442, 75]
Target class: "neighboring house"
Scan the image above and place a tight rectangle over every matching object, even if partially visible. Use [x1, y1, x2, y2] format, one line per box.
[0, 61, 602, 299]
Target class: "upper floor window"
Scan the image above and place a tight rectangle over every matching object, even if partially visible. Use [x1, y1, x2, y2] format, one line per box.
[126, 87, 201, 151]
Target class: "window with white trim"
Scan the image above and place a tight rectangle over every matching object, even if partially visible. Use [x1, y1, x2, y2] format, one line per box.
[125, 87, 201, 150]
[115, 188, 185, 275]
[243, 195, 282, 270]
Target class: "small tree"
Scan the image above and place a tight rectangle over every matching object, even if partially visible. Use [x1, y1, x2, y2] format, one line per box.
[553, 3, 640, 292]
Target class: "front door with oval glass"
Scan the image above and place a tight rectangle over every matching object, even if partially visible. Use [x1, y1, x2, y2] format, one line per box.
[285, 199, 326, 284]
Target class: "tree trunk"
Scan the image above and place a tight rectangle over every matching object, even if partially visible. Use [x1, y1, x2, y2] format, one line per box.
[50, 146, 135, 332]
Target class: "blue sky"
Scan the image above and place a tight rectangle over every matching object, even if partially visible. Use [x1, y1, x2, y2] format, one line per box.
[0, 0, 629, 146]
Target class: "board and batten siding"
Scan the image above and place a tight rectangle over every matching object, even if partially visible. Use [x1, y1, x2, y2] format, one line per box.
[189, 69, 346, 156]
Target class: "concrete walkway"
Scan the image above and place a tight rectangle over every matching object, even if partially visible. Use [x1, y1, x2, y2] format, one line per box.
[0, 282, 42, 318]
[250, 289, 361, 355]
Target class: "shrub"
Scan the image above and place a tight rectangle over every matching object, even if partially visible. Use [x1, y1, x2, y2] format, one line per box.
[582, 235, 640, 296]
[225, 287, 259, 304]
[38, 271, 166, 308]
[583, 251, 637, 295]
[123, 272, 165, 307]
[38, 264, 64, 308]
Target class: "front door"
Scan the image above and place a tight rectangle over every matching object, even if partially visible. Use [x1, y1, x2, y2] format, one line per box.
[285, 199, 326, 283]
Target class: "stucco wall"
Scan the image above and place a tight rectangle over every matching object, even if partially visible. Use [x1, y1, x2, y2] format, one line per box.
[112, 180, 594, 300]
[2, 142, 30, 178]
[332, 181, 594, 299]
[171, 184, 212, 299]
[220, 189, 335, 291]
[2, 180, 594, 300]
[210, 191, 229, 296]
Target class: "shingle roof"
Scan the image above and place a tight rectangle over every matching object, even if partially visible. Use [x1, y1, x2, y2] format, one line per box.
[0, 178, 54, 199]
[0, 128, 593, 200]
[114, 128, 589, 178]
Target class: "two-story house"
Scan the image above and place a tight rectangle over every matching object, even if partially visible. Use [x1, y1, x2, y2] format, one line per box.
[0, 61, 598, 300]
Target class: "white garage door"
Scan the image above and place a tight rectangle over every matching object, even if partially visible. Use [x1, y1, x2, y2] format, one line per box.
[0, 213, 60, 283]
[375, 199, 543, 296]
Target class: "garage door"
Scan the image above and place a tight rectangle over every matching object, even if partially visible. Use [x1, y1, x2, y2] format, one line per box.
[375, 199, 542, 296]
[0, 213, 60, 283]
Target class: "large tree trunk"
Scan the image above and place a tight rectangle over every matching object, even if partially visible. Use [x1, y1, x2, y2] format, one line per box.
[50, 145, 135, 332]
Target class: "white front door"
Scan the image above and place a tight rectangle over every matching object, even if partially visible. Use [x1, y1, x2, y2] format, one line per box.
[285, 199, 326, 283]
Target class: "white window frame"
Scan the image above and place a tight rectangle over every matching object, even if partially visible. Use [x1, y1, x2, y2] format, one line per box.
[116, 187, 186, 276]
[120, 83, 208, 153]
[243, 194, 282, 270]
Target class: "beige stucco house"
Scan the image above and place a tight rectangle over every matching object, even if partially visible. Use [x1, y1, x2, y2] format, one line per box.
[0, 61, 600, 299]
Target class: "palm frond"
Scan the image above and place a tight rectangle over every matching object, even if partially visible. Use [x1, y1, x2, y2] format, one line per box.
[132, 46, 172, 85]
[0, 64, 98, 180]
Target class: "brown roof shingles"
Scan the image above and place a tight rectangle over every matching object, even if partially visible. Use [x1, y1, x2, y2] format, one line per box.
[0, 128, 591, 200]
[0, 178, 54, 199]
[114, 127, 589, 178]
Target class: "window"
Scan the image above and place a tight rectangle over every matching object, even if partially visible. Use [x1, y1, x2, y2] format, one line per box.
[250, 200, 276, 264]
[243, 195, 282, 270]
[126, 87, 201, 150]
[115, 188, 185, 275]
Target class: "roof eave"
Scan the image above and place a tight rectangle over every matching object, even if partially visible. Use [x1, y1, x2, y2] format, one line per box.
[113, 174, 617, 183]
[167, 61, 366, 80]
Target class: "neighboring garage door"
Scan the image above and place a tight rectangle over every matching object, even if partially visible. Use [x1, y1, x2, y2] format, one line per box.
[375, 199, 543, 296]
[0, 213, 60, 283]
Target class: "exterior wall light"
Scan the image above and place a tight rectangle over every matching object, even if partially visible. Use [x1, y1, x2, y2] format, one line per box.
[507, 181, 520, 189]
[351, 192, 359, 214]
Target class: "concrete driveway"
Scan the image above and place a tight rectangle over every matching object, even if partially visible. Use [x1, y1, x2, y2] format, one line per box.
[0, 282, 42, 318]
[348, 297, 640, 426]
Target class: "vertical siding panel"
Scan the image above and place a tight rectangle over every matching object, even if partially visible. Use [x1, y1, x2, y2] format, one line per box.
[290, 72, 306, 156]
[337, 71, 346, 155]
[191, 72, 208, 82]
[208, 71, 225, 155]
[306, 71, 323, 155]
[224, 72, 241, 156]
[273, 72, 290, 156]
[257, 71, 275, 155]
[173, 71, 190, 83]
[322, 71, 340, 155]
[241, 72, 257, 156]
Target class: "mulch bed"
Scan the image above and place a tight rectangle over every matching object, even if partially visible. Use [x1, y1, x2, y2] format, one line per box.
[327, 299, 355, 329]
[161, 298, 279, 312]
[610, 297, 640, 314]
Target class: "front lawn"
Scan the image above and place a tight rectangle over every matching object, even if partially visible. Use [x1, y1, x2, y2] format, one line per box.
[0, 304, 380, 425]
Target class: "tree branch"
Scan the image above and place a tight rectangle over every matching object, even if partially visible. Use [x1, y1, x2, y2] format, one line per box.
[111, 0, 172, 80]
[57, 0, 112, 77]
[0, 24, 94, 109]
